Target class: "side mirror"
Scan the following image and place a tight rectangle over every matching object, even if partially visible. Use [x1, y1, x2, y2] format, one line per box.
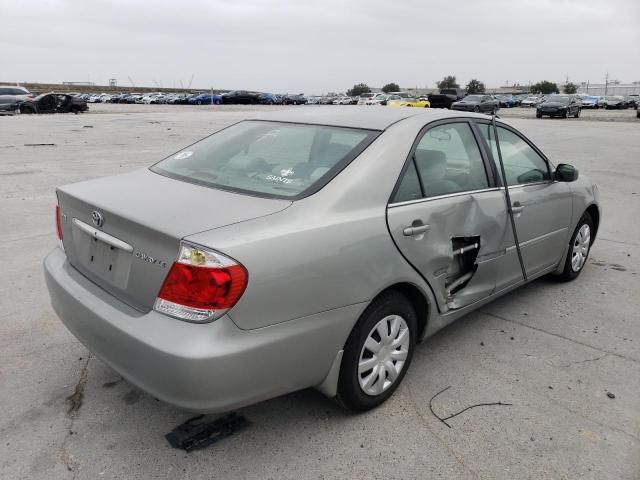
[555, 163, 579, 182]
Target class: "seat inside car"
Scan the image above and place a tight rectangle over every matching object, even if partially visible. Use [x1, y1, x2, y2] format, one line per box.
[414, 148, 461, 196]
[289, 142, 353, 180]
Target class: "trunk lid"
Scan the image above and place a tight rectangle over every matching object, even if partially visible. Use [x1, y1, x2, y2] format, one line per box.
[57, 168, 291, 312]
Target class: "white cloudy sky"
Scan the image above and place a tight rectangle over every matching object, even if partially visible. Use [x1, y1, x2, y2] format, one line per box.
[1, 0, 638, 93]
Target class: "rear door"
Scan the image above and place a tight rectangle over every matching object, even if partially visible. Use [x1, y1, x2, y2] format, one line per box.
[477, 121, 573, 284]
[387, 120, 517, 312]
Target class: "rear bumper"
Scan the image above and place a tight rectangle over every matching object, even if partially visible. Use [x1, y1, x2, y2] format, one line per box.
[44, 248, 362, 412]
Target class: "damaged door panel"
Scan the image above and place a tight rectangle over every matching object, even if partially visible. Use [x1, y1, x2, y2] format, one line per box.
[388, 190, 516, 312]
[387, 120, 523, 313]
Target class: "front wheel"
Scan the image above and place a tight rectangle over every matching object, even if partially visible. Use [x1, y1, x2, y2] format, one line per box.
[559, 213, 593, 281]
[575, 108, 581, 118]
[336, 291, 417, 412]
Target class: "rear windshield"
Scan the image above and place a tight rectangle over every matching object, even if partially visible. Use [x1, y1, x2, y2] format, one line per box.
[151, 121, 378, 199]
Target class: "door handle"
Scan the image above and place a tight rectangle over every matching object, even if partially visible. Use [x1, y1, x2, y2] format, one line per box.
[403, 224, 430, 236]
[511, 202, 524, 214]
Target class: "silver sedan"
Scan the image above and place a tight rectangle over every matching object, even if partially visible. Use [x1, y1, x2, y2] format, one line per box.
[44, 107, 600, 413]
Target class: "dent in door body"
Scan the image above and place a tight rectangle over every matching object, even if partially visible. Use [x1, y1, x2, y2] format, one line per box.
[387, 189, 513, 313]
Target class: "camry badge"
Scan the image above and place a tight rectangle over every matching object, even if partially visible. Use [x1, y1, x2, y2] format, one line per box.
[91, 210, 104, 228]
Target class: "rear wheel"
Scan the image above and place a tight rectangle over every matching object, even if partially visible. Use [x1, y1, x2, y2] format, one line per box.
[336, 291, 417, 412]
[559, 213, 593, 281]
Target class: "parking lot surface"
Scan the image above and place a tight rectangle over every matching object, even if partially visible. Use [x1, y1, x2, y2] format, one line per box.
[1, 105, 639, 480]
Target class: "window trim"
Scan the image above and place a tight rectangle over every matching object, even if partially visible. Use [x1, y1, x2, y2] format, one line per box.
[471, 119, 555, 187]
[388, 118, 496, 206]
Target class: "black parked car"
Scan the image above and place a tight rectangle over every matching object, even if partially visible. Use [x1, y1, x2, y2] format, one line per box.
[451, 94, 499, 114]
[602, 96, 628, 109]
[19, 93, 88, 114]
[282, 94, 307, 105]
[536, 95, 581, 118]
[0, 95, 22, 113]
[221, 90, 261, 104]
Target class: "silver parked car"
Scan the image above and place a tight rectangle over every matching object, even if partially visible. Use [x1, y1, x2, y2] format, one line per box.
[45, 108, 601, 413]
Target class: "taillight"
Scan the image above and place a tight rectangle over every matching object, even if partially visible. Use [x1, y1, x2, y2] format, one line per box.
[56, 205, 64, 251]
[154, 243, 248, 323]
[56, 205, 63, 240]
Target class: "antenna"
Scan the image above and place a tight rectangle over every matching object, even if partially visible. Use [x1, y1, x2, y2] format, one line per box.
[128, 76, 135, 88]
[153, 79, 160, 89]
[187, 74, 195, 89]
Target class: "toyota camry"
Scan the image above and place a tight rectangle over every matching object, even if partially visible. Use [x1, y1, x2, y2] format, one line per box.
[44, 108, 600, 413]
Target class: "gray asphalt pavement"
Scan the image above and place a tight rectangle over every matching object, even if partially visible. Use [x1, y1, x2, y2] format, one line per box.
[1, 106, 638, 479]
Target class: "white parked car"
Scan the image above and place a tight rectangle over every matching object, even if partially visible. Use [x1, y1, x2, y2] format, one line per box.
[366, 93, 387, 105]
[357, 93, 376, 105]
[332, 97, 353, 105]
[520, 96, 541, 107]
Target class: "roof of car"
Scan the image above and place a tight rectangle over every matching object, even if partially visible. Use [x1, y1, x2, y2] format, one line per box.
[247, 106, 489, 130]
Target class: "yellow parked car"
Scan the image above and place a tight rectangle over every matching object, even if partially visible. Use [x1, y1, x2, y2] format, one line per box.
[387, 96, 430, 108]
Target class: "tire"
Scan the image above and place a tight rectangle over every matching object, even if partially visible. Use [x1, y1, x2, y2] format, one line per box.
[575, 108, 581, 118]
[536, 112, 542, 118]
[336, 291, 417, 412]
[473, 106, 480, 113]
[559, 213, 594, 281]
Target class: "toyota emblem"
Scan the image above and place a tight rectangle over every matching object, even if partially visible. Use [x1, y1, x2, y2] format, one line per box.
[91, 210, 104, 227]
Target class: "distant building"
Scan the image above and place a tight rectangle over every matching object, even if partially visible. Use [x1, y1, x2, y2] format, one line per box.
[577, 83, 640, 95]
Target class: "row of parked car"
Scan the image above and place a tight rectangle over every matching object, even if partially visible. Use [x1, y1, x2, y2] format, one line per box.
[0, 86, 88, 114]
[80, 91, 308, 105]
[519, 93, 638, 109]
[2, 85, 639, 119]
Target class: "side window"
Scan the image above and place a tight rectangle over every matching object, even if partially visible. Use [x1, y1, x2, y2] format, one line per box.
[482, 125, 550, 185]
[392, 161, 422, 203]
[414, 123, 489, 197]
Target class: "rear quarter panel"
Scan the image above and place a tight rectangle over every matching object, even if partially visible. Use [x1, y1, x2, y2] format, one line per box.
[186, 118, 439, 331]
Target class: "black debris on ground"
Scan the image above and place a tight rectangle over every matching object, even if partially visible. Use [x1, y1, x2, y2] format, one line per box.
[166, 413, 250, 452]
[606, 392, 616, 399]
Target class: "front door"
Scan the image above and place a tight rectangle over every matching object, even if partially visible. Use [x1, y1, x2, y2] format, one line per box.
[477, 122, 573, 285]
[387, 120, 516, 312]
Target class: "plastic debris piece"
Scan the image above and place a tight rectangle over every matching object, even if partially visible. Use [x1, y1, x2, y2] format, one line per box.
[165, 413, 249, 452]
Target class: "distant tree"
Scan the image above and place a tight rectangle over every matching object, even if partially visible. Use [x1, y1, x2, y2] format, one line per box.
[437, 75, 460, 90]
[563, 82, 578, 94]
[382, 82, 400, 93]
[531, 81, 559, 94]
[465, 79, 485, 94]
[347, 83, 371, 97]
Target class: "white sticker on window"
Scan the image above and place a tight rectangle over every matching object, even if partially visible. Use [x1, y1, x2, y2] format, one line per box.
[174, 151, 193, 160]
